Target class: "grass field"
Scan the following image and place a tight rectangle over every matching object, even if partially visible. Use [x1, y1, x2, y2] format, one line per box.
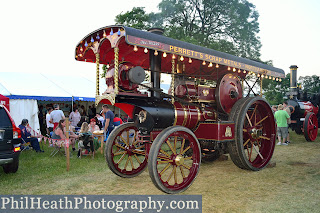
[0, 130, 319, 213]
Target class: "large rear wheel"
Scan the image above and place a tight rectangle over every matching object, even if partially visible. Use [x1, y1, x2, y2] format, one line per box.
[148, 126, 201, 194]
[228, 97, 276, 171]
[105, 123, 147, 178]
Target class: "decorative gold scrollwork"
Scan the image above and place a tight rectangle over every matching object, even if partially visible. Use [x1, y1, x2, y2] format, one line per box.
[95, 94, 116, 106]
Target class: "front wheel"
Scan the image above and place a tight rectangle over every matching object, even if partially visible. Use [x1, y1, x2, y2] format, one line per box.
[228, 97, 276, 171]
[148, 126, 201, 194]
[105, 123, 147, 178]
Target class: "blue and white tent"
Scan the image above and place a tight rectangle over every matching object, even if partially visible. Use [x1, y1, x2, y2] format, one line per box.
[0, 72, 106, 131]
[0, 72, 107, 101]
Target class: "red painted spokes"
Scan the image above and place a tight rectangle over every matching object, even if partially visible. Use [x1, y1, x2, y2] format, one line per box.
[242, 100, 276, 169]
[156, 131, 200, 191]
[111, 126, 147, 175]
[304, 113, 318, 141]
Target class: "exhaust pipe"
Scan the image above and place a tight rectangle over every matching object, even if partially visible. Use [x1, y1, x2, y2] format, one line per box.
[289, 65, 298, 98]
[148, 28, 164, 99]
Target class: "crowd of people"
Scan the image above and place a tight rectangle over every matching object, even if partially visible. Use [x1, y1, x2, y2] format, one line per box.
[20, 103, 129, 156]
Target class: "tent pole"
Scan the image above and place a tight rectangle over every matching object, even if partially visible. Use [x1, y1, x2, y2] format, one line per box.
[72, 96, 74, 111]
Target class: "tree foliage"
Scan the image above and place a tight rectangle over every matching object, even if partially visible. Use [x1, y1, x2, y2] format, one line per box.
[115, 7, 154, 30]
[115, 0, 261, 59]
[262, 74, 320, 105]
[262, 73, 290, 105]
[298, 75, 320, 94]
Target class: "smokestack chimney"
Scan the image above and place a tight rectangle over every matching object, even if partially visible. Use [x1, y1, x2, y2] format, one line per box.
[148, 28, 164, 35]
[290, 65, 298, 89]
[289, 65, 298, 99]
[148, 28, 164, 99]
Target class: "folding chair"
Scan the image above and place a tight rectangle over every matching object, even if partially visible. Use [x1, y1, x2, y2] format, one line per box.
[21, 138, 32, 152]
[50, 141, 73, 158]
[50, 140, 63, 157]
[78, 144, 95, 159]
[46, 130, 61, 156]
[77, 134, 95, 159]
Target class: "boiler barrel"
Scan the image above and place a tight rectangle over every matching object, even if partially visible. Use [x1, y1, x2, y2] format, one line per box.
[133, 99, 211, 132]
[288, 99, 318, 120]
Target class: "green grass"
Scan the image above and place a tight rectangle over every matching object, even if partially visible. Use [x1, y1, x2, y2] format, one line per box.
[0, 131, 319, 213]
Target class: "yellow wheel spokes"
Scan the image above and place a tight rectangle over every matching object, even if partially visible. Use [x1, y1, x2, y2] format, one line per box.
[114, 151, 127, 156]
[259, 136, 270, 140]
[117, 153, 127, 164]
[160, 163, 171, 176]
[180, 146, 191, 155]
[246, 113, 253, 127]
[115, 143, 126, 150]
[166, 140, 176, 155]
[255, 115, 268, 126]
[249, 105, 258, 121]
[160, 149, 171, 158]
[157, 136, 193, 185]
[113, 128, 146, 171]
[120, 135, 129, 147]
[134, 154, 141, 164]
[180, 165, 185, 179]
[180, 139, 185, 154]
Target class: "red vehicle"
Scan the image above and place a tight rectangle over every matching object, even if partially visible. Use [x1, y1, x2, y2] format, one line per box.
[75, 25, 285, 193]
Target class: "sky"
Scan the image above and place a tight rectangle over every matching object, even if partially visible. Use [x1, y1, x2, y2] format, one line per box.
[0, 0, 319, 83]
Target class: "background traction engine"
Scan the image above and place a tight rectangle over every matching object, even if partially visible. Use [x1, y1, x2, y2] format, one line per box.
[287, 65, 319, 141]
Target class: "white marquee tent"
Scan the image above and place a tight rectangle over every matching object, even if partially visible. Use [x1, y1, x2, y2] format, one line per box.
[0, 72, 107, 131]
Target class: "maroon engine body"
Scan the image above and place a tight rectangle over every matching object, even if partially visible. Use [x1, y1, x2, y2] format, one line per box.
[128, 73, 242, 144]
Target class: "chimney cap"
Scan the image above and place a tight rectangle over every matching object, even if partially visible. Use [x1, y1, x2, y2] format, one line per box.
[289, 65, 298, 69]
[148, 28, 164, 35]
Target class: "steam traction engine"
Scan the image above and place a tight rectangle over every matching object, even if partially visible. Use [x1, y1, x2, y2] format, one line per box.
[287, 65, 319, 141]
[75, 26, 285, 194]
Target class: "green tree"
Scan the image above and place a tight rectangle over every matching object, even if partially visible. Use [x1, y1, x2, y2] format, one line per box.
[115, 7, 162, 31]
[298, 75, 320, 94]
[115, 0, 262, 59]
[262, 73, 290, 105]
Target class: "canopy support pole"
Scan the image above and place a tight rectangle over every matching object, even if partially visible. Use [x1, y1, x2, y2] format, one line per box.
[114, 47, 119, 95]
[260, 77, 263, 97]
[95, 53, 100, 96]
[171, 58, 175, 104]
[65, 118, 70, 171]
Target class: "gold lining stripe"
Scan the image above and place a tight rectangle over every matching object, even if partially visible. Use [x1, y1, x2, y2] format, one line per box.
[182, 104, 187, 126]
[197, 107, 201, 123]
[173, 101, 178, 126]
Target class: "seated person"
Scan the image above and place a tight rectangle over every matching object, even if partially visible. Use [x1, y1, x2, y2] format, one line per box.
[113, 114, 123, 127]
[95, 113, 104, 129]
[77, 122, 94, 157]
[68, 125, 78, 151]
[52, 119, 78, 152]
[89, 118, 100, 133]
[89, 119, 101, 151]
[18, 119, 44, 152]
